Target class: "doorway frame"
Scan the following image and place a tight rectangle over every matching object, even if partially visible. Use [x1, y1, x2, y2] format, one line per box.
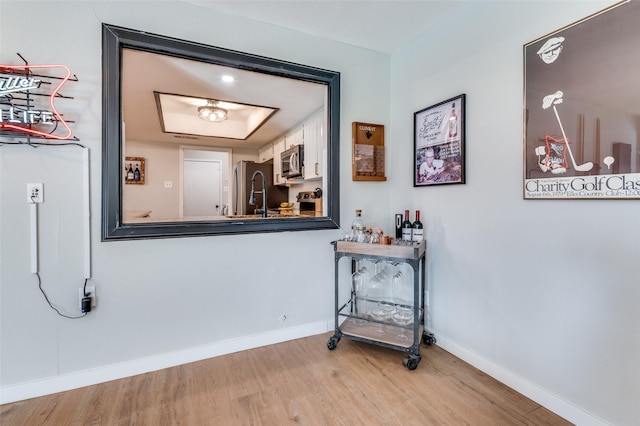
[179, 146, 232, 218]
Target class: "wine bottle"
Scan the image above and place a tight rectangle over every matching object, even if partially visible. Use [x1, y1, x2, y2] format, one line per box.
[401, 210, 413, 241]
[134, 165, 141, 181]
[412, 210, 424, 242]
[448, 102, 458, 139]
[127, 163, 134, 180]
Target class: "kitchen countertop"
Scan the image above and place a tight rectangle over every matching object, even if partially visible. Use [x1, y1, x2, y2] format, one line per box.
[123, 214, 307, 224]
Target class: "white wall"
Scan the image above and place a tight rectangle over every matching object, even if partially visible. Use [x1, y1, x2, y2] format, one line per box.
[124, 140, 182, 218]
[2, 1, 638, 425]
[0, 0, 388, 399]
[389, 2, 639, 425]
[123, 142, 235, 219]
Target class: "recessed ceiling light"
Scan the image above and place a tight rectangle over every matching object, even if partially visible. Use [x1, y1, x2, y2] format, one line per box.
[221, 75, 235, 83]
[154, 92, 279, 140]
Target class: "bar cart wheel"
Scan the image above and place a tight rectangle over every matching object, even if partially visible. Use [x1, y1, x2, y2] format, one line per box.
[327, 335, 341, 350]
[422, 332, 436, 346]
[403, 354, 421, 370]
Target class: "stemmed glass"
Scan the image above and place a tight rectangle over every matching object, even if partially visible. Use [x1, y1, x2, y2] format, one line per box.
[371, 301, 394, 335]
[369, 261, 392, 298]
[352, 260, 369, 325]
[391, 263, 404, 303]
[359, 261, 370, 283]
[393, 305, 413, 341]
[367, 261, 382, 300]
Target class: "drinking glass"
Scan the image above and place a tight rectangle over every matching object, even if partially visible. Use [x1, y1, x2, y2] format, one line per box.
[391, 263, 404, 303]
[367, 262, 381, 298]
[393, 305, 413, 341]
[352, 260, 369, 325]
[371, 301, 394, 335]
[359, 262, 370, 282]
[369, 261, 392, 299]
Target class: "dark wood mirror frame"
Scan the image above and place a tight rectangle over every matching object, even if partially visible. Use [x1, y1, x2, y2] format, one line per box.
[101, 24, 341, 240]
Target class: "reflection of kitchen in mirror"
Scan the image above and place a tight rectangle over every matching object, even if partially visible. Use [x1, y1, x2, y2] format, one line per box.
[121, 48, 328, 224]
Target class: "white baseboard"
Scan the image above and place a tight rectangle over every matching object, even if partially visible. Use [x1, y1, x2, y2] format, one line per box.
[3, 324, 608, 426]
[0, 320, 331, 405]
[435, 334, 609, 426]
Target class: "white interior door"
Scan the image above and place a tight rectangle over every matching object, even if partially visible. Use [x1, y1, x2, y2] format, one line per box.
[183, 159, 221, 217]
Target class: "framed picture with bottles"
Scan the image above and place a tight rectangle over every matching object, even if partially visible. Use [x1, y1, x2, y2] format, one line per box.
[413, 94, 465, 187]
[124, 156, 145, 184]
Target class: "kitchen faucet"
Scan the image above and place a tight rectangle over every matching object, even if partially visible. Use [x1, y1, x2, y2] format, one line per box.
[248, 170, 268, 217]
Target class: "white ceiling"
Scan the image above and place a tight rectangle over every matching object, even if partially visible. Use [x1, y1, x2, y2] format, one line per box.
[177, 1, 640, 117]
[179, 0, 460, 54]
[124, 2, 640, 150]
[124, 1, 460, 149]
[123, 49, 327, 148]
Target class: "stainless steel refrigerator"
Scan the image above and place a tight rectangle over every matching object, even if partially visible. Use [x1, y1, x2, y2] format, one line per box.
[232, 161, 289, 215]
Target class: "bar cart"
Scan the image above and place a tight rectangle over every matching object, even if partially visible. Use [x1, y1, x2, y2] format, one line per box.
[327, 240, 435, 370]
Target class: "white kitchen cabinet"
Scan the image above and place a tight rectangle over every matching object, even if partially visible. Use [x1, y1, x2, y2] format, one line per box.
[303, 109, 325, 180]
[272, 137, 286, 185]
[270, 113, 320, 185]
[285, 125, 304, 149]
[258, 143, 273, 163]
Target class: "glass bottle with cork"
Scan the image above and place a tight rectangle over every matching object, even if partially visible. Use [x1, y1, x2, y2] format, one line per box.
[401, 210, 413, 242]
[352, 209, 367, 243]
[448, 102, 458, 139]
[412, 210, 424, 242]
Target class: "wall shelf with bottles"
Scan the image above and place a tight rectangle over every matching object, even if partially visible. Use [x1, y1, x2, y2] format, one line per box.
[327, 240, 435, 370]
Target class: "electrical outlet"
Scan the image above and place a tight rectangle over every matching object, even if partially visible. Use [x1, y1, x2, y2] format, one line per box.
[27, 183, 44, 203]
[78, 286, 96, 311]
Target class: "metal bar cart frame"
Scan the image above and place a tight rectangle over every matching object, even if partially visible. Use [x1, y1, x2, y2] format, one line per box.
[327, 240, 435, 370]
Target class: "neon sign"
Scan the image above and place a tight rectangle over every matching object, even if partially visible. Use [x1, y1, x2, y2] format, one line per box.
[0, 63, 74, 140]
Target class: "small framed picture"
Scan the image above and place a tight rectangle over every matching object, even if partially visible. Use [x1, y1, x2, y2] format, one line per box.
[124, 157, 145, 184]
[352, 122, 386, 181]
[414, 94, 466, 187]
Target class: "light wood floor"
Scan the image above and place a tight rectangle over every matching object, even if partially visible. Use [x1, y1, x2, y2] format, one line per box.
[1, 332, 571, 425]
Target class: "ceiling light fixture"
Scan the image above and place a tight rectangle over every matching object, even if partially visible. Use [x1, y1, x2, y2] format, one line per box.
[197, 100, 228, 122]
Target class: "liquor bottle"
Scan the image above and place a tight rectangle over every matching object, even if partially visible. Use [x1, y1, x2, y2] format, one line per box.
[127, 163, 134, 180]
[401, 210, 413, 241]
[134, 165, 141, 181]
[412, 210, 424, 242]
[448, 102, 458, 139]
[352, 209, 366, 242]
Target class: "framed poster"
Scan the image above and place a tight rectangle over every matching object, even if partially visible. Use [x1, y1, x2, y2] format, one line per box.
[124, 157, 145, 184]
[524, 1, 640, 199]
[414, 94, 465, 187]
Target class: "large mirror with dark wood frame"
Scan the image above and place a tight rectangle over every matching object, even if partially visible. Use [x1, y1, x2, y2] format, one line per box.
[102, 24, 340, 240]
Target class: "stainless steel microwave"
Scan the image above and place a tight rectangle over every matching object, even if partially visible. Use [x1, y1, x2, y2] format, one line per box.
[281, 144, 304, 179]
